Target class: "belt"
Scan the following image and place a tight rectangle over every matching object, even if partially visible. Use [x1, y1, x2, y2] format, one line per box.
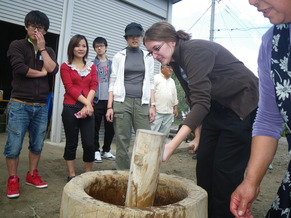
[11, 98, 46, 107]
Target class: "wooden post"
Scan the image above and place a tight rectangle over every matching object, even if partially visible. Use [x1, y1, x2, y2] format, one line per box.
[125, 129, 166, 207]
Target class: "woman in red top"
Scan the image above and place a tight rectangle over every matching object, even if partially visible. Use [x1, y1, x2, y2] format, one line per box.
[60, 34, 97, 182]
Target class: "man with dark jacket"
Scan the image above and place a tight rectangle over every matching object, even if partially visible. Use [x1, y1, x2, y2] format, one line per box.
[4, 10, 59, 198]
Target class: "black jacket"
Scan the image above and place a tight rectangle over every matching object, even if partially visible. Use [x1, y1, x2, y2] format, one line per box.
[7, 38, 59, 103]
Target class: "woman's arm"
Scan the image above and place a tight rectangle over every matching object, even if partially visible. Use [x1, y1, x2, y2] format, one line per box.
[79, 64, 97, 117]
[230, 136, 278, 217]
[230, 29, 283, 217]
[78, 90, 95, 117]
[60, 63, 83, 100]
[163, 124, 192, 161]
[188, 125, 201, 153]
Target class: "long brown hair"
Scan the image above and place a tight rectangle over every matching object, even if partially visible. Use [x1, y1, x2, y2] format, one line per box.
[144, 21, 191, 44]
[67, 34, 89, 65]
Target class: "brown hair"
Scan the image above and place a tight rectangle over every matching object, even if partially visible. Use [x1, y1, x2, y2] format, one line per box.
[67, 34, 89, 64]
[144, 21, 191, 44]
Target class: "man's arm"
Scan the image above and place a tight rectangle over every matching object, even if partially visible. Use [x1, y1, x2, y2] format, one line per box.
[26, 31, 57, 77]
[36, 31, 57, 72]
[149, 89, 156, 123]
[106, 91, 114, 122]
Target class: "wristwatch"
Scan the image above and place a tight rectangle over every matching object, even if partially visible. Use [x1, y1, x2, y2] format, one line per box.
[150, 102, 156, 107]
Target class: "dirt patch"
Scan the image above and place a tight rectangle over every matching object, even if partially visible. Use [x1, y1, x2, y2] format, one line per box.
[0, 133, 289, 217]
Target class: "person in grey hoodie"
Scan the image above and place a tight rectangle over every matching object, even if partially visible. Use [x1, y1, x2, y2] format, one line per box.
[92, 37, 115, 163]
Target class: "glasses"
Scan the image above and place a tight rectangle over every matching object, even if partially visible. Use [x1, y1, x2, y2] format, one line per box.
[147, 42, 165, 57]
[28, 24, 45, 31]
[95, 44, 105, 48]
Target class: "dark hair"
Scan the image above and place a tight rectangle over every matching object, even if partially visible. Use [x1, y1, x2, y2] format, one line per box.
[67, 34, 89, 65]
[92, 37, 108, 48]
[144, 21, 191, 44]
[24, 10, 50, 32]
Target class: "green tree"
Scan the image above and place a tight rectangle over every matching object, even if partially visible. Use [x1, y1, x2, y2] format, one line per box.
[172, 73, 189, 122]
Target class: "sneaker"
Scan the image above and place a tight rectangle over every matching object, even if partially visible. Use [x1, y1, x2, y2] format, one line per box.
[94, 151, 103, 163]
[25, 169, 48, 188]
[102, 151, 116, 160]
[6, 175, 20, 198]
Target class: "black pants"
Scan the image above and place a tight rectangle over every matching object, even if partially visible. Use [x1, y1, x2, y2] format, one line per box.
[62, 106, 95, 162]
[93, 100, 114, 153]
[196, 101, 256, 218]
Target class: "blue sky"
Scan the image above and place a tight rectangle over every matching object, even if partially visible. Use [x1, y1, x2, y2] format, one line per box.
[172, 0, 272, 75]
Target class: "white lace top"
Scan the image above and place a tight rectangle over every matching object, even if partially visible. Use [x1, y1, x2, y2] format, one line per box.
[67, 61, 94, 77]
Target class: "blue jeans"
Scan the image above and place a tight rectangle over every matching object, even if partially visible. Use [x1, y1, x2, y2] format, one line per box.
[4, 101, 48, 158]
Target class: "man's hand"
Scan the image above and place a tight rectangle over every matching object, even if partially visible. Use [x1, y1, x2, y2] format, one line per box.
[149, 106, 156, 123]
[173, 107, 178, 118]
[106, 108, 114, 122]
[35, 31, 46, 51]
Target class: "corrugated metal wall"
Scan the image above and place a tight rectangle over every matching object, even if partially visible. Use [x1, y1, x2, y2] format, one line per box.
[0, 0, 170, 143]
[60, 0, 165, 141]
[0, 0, 63, 34]
[0, 0, 166, 82]
[70, 0, 164, 71]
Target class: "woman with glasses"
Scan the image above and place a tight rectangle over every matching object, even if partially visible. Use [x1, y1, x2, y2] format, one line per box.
[106, 22, 155, 170]
[144, 21, 258, 218]
[230, 1, 291, 217]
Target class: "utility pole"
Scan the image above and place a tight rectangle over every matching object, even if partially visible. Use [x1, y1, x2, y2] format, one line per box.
[209, 0, 216, 41]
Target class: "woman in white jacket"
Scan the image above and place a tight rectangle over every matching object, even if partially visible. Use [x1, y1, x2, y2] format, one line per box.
[106, 22, 156, 170]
